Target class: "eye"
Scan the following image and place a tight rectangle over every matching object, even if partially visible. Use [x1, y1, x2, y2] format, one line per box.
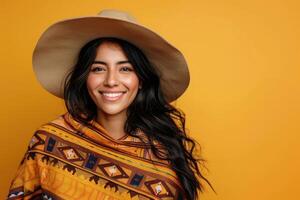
[91, 66, 105, 72]
[120, 66, 134, 72]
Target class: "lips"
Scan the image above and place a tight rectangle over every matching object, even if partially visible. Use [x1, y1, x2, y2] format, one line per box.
[102, 92, 123, 97]
[99, 91, 126, 102]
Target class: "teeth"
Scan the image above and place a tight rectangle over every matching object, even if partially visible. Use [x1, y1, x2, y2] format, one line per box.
[102, 92, 123, 97]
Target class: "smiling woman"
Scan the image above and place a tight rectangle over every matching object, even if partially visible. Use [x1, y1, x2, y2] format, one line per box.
[7, 10, 214, 200]
[85, 41, 140, 140]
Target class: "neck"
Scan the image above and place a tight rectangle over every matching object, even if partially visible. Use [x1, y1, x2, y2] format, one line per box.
[96, 110, 127, 140]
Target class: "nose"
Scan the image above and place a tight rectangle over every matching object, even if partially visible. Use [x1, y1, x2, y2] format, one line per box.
[103, 70, 119, 87]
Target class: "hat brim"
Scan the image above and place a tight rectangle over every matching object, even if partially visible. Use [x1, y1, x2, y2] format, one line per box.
[32, 16, 190, 102]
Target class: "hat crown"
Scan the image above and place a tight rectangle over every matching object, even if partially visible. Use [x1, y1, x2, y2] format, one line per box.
[97, 9, 137, 23]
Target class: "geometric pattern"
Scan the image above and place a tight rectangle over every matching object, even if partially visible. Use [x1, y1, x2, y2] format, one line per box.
[7, 115, 184, 200]
[98, 162, 129, 179]
[46, 137, 56, 152]
[7, 191, 24, 199]
[130, 173, 144, 186]
[84, 154, 98, 170]
[144, 179, 173, 198]
[58, 146, 84, 162]
[28, 133, 44, 150]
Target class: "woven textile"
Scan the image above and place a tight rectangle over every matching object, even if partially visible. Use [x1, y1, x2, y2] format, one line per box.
[7, 112, 184, 199]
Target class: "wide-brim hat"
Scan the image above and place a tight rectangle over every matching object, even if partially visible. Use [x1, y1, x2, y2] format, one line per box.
[32, 9, 190, 102]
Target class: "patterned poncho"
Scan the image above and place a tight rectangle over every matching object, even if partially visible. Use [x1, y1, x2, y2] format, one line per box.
[7, 112, 185, 199]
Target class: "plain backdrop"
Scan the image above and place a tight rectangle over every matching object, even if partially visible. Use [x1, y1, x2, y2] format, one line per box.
[0, 0, 299, 199]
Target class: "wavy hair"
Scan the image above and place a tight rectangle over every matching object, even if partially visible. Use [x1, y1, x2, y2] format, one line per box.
[64, 37, 215, 199]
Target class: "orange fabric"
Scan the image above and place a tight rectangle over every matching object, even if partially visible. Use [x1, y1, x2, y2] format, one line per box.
[7, 113, 184, 200]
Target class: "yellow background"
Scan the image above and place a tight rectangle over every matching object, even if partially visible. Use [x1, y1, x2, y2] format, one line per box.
[1, 0, 299, 199]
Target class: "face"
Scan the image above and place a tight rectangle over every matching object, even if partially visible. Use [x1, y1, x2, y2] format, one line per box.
[86, 41, 140, 118]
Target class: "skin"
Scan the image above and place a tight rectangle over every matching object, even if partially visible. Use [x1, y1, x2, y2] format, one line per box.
[86, 41, 140, 140]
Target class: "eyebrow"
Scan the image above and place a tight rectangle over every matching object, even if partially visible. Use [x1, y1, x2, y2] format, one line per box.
[92, 60, 132, 65]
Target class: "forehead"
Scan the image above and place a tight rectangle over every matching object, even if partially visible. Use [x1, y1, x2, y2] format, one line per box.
[93, 42, 129, 65]
[95, 41, 126, 57]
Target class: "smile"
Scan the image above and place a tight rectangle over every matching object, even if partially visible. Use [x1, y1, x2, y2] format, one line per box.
[100, 91, 126, 101]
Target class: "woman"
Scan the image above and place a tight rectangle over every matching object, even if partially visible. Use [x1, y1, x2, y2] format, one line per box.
[7, 10, 214, 200]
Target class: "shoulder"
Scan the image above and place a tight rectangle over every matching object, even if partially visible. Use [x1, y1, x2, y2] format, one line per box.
[24, 112, 81, 153]
[41, 112, 76, 132]
[32, 112, 80, 141]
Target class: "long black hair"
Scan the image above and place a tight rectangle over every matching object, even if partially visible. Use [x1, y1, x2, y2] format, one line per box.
[64, 37, 215, 199]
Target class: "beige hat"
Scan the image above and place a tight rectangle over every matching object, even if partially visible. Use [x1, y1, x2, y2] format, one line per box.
[32, 9, 190, 102]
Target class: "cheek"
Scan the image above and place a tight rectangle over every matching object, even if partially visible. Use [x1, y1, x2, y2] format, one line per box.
[86, 75, 102, 90]
[124, 75, 139, 91]
[86, 75, 102, 101]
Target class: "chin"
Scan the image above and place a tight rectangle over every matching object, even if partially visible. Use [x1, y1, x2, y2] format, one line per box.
[99, 107, 128, 116]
